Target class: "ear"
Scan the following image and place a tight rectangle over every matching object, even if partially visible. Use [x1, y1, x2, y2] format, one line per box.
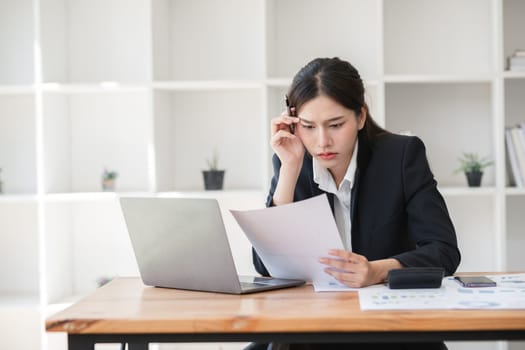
[358, 106, 367, 130]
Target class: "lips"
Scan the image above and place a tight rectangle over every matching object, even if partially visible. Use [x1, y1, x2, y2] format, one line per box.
[318, 152, 337, 160]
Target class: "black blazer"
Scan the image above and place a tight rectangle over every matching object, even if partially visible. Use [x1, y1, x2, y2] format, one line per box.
[253, 132, 461, 277]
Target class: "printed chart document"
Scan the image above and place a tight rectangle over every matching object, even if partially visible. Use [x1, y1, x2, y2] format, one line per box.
[359, 273, 525, 310]
[230, 194, 352, 291]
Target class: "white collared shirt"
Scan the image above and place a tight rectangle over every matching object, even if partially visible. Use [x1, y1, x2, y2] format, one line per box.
[312, 142, 358, 251]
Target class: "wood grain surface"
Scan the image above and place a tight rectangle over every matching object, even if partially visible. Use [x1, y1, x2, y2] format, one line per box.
[46, 277, 525, 335]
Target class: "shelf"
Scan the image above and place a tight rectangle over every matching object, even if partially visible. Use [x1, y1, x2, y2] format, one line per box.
[0, 194, 38, 202]
[45, 200, 138, 301]
[505, 188, 525, 196]
[41, 83, 149, 94]
[152, 80, 263, 91]
[264, 78, 380, 88]
[503, 0, 525, 72]
[503, 71, 525, 79]
[265, 78, 293, 87]
[384, 75, 493, 84]
[0, 85, 34, 95]
[0, 0, 34, 85]
[385, 82, 494, 187]
[266, 86, 289, 116]
[0, 94, 38, 194]
[0, 298, 42, 349]
[506, 196, 525, 271]
[0, 202, 39, 295]
[152, 0, 264, 81]
[42, 92, 151, 193]
[265, 85, 290, 179]
[0, 293, 39, 309]
[439, 187, 497, 197]
[41, 190, 266, 203]
[384, 0, 492, 75]
[44, 192, 127, 202]
[266, 0, 380, 80]
[446, 195, 497, 272]
[40, 0, 151, 83]
[504, 79, 525, 126]
[153, 90, 265, 191]
[156, 190, 265, 200]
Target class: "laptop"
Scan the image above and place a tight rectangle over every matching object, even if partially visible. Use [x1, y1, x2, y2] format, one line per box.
[119, 197, 305, 294]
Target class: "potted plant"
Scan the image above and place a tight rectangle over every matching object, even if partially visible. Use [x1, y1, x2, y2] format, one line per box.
[102, 168, 119, 191]
[454, 152, 493, 187]
[202, 150, 225, 190]
[96, 276, 113, 288]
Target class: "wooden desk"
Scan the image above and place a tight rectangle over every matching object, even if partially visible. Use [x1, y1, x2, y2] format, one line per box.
[46, 277, 525, 350]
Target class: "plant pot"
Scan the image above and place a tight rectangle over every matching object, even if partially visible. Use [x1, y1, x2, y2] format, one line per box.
[102, 178, 116, 191]
[202, 170, 225, 190]
[465, 171, 483, 187]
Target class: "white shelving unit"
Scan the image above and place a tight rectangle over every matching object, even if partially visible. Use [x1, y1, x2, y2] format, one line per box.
[42, 91, 152, 193]
[0, 1, 524, 350]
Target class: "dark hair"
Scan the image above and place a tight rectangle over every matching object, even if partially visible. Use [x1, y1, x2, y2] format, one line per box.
[288, 57, 387, 141]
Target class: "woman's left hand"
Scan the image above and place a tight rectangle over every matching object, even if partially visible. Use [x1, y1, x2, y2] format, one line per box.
[319, 249, 375, 288]
[319, 249, 402, 288]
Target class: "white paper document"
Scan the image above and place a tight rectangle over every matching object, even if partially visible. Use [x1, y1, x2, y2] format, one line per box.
[230, 194, 351, 291]
[359, 274, 525, 310]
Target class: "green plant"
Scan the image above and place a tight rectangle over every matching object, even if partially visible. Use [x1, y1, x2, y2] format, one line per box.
[103, 168, 118, 180]
[96, 276, 113, 287]
[206, 149, 220, 171]
[454, 152, 493, 174]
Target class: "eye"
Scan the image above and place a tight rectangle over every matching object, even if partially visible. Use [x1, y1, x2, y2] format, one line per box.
[330, 122, 344, 129]
[301, 124, 314, 130]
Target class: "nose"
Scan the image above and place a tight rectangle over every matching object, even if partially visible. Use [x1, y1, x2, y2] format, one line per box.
[318, 127, 331, 148]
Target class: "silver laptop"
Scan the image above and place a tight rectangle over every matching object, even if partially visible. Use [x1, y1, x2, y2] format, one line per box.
[119, 197, 304, 294]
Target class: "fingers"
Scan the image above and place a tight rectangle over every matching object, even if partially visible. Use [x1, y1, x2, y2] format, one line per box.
[324, 269, 366, 288]
[270, 112, 300, 151]
[318, 257, 359, 273]
[327, 249, 364, 264]
[319, 250, 370, 288]
[318, 251, 363, 273]
[271, 111, 299, 135]
[270, 129, 298, 148]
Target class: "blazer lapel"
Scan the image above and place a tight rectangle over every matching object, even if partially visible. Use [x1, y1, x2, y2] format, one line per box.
[311, 179, 335, 215]
[327, 193, 335, 214]
[350, 168, 359, 222]
[305, 153, 336, 215]
[305, 134, 374, 220]
[352, 132, 373, 223]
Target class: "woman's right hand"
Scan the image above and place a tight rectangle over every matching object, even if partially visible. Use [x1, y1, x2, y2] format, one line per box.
[270, 110, 304, 166]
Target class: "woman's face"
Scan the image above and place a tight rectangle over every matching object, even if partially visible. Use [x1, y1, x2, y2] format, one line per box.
[296, 94, 365, 182]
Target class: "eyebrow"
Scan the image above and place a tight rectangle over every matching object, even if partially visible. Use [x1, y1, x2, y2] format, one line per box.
[299, 116, 346, 124]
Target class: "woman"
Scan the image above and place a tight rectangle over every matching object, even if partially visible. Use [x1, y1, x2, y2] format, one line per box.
[251, 57, 461, 350]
